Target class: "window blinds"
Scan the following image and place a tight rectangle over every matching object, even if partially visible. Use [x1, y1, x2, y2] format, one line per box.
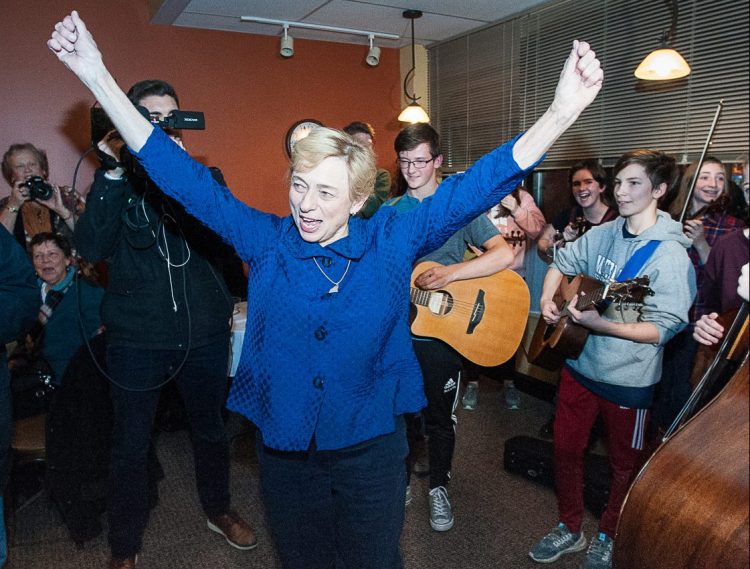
[429, 0, 749, 171]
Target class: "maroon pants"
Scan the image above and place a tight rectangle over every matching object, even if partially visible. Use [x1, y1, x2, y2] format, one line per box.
[553, 368, 648, 537]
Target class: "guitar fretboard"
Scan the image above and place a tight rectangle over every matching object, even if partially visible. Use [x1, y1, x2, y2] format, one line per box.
[410, 287, 430, 307]
[562, 284, 608, 315]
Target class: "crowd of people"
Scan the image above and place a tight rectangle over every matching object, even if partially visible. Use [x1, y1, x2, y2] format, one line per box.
[0, 9, 747, 569]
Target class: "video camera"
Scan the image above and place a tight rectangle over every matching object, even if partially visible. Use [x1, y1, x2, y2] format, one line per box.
[90, 105, 205, 146]
[90, 105, 205, 175]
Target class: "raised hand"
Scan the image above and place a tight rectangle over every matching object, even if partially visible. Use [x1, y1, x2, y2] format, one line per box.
[48, 11, 153, 152]
[553, 40, 604, 118]
[48, 11, 106, 87]
[512, 41, 603, 169]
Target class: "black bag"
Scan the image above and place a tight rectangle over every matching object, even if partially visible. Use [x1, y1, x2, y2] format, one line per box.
[503, 435, 612, 516]
[9, 354, 56, 419]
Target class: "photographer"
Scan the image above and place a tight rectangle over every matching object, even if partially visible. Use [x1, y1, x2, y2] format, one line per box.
[1, 143, 80, 249]
[74, 79, 255, 569]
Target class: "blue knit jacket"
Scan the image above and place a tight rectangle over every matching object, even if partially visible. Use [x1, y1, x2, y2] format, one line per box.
[135, 129, 537, 451]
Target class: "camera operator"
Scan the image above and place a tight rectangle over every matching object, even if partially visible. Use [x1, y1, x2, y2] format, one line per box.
[74, 79, 255, 569]
[1, 143, 81, 250]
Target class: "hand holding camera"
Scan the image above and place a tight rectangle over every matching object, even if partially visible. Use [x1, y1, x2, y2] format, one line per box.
[9, 176, 53, 208]
[9, 176, 73, 224]
[21, 176, 55, 201]
[97, 131, 127, 178]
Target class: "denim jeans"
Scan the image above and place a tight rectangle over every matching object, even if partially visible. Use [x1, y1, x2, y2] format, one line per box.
[258, 417, 407, 569]
[106, 340, 231, 558]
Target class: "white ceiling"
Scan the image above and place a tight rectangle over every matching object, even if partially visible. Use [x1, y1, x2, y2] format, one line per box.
[151, 0, 551, 48]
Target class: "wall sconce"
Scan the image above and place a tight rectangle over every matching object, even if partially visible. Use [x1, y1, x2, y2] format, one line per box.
[366, 35, 381, 67]
[634, 0, 691, 80]
[241, 16, 398, 66]
[280, 25, 294, 58]
[397, 10, 430, 124]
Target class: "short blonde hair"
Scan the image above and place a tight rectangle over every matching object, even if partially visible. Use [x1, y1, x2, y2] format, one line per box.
[290, 127, 376, 204]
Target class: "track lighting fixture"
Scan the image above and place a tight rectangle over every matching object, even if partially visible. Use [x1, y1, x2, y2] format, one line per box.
[241, 16, 397, 65]
[366, 35, 381, 67]
[280, 24, 294, 58]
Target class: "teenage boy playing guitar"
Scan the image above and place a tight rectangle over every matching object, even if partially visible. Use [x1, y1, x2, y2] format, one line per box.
[529, 149, 696, 569]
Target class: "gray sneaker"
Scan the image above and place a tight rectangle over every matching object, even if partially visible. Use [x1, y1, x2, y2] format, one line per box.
[529, 523, 587, 563]
[405, 484, 412, 506]
[505, 382, 521, 409]
[580, 532, 613, 569]
[428, 486, 454, 531]
[462, 382, 479, 410]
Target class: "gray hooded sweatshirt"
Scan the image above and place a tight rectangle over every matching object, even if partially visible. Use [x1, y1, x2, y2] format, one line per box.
[552, 211, 696, 396]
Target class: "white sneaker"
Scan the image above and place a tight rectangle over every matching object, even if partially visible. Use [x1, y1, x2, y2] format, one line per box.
[505, 383, 521, 410]
[428, 486, 454, 531]
[405, 484, 412, 506]
[462, 382, 479, 410]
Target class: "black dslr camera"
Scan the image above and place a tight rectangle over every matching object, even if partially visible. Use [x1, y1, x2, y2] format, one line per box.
[90, 105, 205, 175]
[21, 176, 54, 201]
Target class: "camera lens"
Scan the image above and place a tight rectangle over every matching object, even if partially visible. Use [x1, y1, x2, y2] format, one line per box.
[22, 176, 54, 201]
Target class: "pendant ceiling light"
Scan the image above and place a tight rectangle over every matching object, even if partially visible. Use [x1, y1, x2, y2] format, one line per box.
[634, 0, 691, 80]
[398, 10, 430, 124]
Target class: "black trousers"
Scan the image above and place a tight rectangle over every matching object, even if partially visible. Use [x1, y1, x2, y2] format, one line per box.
[408, 339, 462, 489]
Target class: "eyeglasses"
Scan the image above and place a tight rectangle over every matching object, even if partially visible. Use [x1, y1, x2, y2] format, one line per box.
[397, 157, 435, 170]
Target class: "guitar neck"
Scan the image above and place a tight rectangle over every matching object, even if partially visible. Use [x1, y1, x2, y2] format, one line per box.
[561, 283, 609, 315]
[410, 287, 431, 307]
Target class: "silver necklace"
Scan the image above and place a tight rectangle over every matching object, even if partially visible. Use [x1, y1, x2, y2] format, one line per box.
[312, 257, 351, 294]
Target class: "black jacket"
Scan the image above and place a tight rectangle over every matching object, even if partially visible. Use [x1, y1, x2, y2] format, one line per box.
[0, 228, 39, 485]
[75, 168, 237, 349]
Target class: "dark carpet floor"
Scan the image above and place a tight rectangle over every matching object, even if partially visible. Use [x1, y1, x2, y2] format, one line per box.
[8, 378, 599, 568]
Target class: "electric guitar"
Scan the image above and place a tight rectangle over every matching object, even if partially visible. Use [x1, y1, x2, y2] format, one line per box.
[527, 274, 654, 370]
[409, 261, 530, 366]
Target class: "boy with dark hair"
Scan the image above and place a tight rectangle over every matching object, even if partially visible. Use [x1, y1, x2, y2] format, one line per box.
[387, 122, 514, 532]
[76, 78, 255, 569]
[529, 149, 696, 569]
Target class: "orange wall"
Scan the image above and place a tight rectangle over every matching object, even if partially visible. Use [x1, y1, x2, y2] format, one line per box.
[0, 0, 402, 214]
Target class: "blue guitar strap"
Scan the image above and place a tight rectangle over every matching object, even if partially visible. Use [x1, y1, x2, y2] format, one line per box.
[616, 240, 660, 282]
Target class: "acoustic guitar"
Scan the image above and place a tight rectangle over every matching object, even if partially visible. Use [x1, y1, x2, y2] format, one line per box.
[409, 261, 530, 367]
[527, 274, 653, 370]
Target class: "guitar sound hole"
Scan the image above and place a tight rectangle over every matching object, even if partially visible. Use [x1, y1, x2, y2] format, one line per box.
[435, 291, 453, 316]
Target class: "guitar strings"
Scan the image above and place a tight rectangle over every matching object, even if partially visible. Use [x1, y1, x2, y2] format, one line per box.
[413, 295, 486, 316]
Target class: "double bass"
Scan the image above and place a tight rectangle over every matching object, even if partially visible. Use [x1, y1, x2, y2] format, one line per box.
[613, 304, 749, 569]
